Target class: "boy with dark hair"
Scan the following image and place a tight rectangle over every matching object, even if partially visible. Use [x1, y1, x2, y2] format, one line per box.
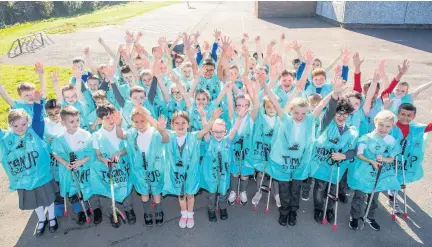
[310, 90, 358, 225]
[387, 103, 432, 214]
[91, 104, 135, 228]
[52, 106, 95, 225]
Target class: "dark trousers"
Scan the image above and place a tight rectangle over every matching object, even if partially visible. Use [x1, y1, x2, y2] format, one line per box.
[302, 177, 313, 194]
[339, 170, 348, 194]
[278, 179, 302, 215]
[313, 178, 337, 211]
[350, 190, 379, 219]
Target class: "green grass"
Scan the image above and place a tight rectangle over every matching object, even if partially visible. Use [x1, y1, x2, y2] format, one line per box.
[0, 64, 71, 129]
[0, 1, 175, 56]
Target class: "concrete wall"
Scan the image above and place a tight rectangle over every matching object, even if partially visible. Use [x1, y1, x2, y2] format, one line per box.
[316, 1, 432, 25]
[255, 1, 317, 18]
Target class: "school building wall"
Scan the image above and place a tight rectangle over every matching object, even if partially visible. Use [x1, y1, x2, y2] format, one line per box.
[316, 1, 432, 27]
[255, 1, 432, 27]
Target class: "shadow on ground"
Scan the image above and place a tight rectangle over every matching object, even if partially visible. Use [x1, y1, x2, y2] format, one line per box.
[260, 17, 337, 29]
[347, 28, 432, 54]
[13, 183, 430, 247]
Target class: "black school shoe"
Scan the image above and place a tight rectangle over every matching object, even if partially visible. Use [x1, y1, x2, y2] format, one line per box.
[49, 218, 58, 233]
[326, 209, 335, 224]
[110, 214, 122, 228]
[93, 208, 103, 225]
[314, 209, 323, 224]
[77, 212, 86, 225]
[278, 214, 288, 226]
[288, 211, 297, 226]
[144, 213, 153, 227]
[365, 218, 381, 231]
[155, 211, 164, 226]
[349, 217, 359, 230]
[339, 193, 348, 203]
[125, 209, 136, 225]
[220, 208, 228, 220]
[35, 220, 48, 236]
[208, 210, 217, 222]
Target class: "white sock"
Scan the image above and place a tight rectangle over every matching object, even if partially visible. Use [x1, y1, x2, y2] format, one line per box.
[181, 210, 187, 218]
[34, 206, 46, 229]
[187, 211, 194, 218]
[47, 203, 56, 226]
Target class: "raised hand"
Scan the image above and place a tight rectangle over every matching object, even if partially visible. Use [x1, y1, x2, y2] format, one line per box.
[221, 36, 232, 52]
[332, 70, 345, 94]
[242, 33, 249, 41]
[157, 115, 167, 132]
[51, 71, 59, 85]
[288, 41, 301, 51]
[113, 111, 123, 126]
[382, 93, 392, 110]
[213, 29, 221, 40]
[255, 35, 260, 42]
[280, 33, 285, 40]
[197, 106, 206, 119]
[183, 34, 193, 49]
[341, 48, 350, 66]
[136, 31, 143, 42]
[352, 52, 361, 69]
[104, 65, 116, 82]
[211, 107, 223, 120]
[125, 31, 134, 44]
[304, 50, 315, 65]
[398, 59, 410, 76]
[34, 62, 44, 75]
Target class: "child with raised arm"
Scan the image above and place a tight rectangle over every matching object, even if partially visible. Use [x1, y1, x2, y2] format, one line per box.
[163, 108, 223, 229]
[51, 106, 95, 225]
[52, 67, 90, 131]
[118, 86, 157, 130]
[91, 104, 135, 228]
[353, 58, 410, 133]
[249, 79, 282, 208]
[187, 35, 224, 101]
[162, 72, 192, 129]
[0, 62, 47, 118]
[263, 65, 334, 227]
[296, 46, 350, 97]
[70, 56, 96, 112]
[387, 80, 432, 114]
[309, 75, 359, 225]
[348, 110, 400, 231]
[226, 93, 254, 206]
[201, 112, 244, 222]
[0, 91, 58, 236]
[115, 104, 169, 227]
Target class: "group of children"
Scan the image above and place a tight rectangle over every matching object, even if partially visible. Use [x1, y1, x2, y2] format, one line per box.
[0, 31, 431, 236]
